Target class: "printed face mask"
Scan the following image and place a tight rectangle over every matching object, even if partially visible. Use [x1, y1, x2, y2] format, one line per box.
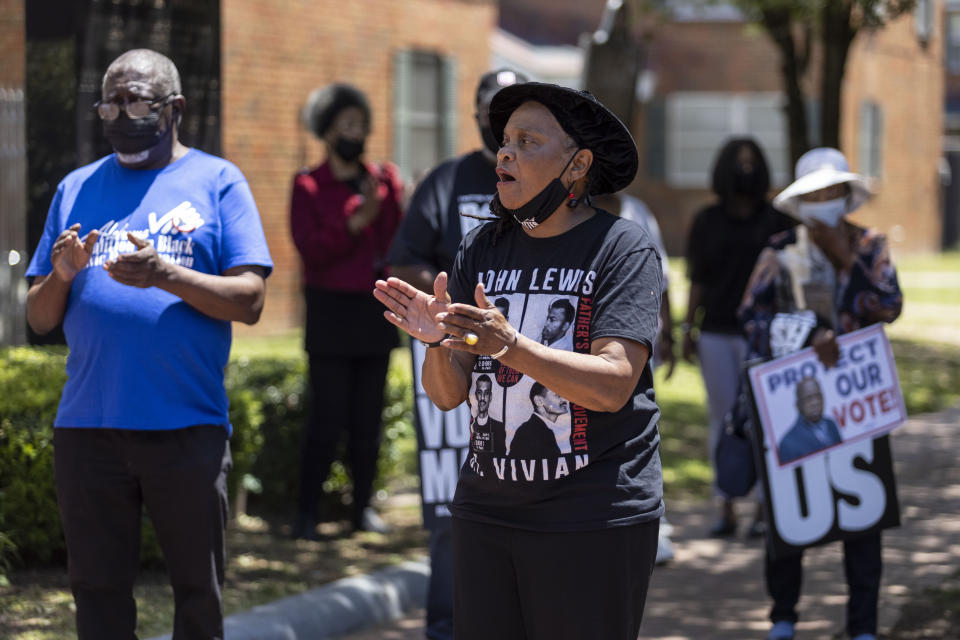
[102, 109, 171, 157]
[333, 137, 365, 162]
[797, 197, 848, 227]
[490, 151, 580, 230]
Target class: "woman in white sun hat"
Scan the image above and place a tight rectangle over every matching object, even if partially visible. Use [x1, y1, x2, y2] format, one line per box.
[738, 147, 903, 640]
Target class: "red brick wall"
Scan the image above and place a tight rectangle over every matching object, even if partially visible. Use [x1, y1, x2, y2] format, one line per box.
[222, 0, 497, 335]
[842, 10, 944, 254]
[0, 0, 25, 87]
[630, 14, 943, 257]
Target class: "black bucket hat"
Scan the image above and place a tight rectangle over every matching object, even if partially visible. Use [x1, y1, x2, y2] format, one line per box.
[488, 82, 638, 195]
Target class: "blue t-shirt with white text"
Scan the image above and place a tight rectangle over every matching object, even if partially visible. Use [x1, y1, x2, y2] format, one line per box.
[26, 149, 273, 434]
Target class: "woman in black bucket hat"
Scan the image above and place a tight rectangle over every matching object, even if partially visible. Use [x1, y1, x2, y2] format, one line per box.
[375, 83, 663, 639]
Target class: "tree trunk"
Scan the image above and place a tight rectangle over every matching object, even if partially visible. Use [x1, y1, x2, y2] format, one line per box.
[761, 7, 811, 174]
[583, 2, 643, 126]
[820, 1, 857, 149]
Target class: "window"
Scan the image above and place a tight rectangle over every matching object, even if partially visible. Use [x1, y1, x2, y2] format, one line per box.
[947, 13, 960, 73]
[393, 50, 457, 183]
[859, 101, 884, 180]
[915, 0, 934, 43]
[664, 92, 790, 187]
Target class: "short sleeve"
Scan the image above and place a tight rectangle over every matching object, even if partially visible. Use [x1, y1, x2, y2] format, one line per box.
[446, 234, 478, 306]
[218, 177, 274, 277]
[25, 184, 65, 279]
[591, 248, 663, 349]
[387, 167, 447, 267]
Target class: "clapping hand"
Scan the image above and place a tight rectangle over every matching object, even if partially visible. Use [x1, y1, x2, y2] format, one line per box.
[374, 272, 452, 344]
[50, 223, 99, 283]
[104, 232, 171, 288]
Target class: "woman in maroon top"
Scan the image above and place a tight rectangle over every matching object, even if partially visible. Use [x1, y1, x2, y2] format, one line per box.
[290, 83, 403, 538]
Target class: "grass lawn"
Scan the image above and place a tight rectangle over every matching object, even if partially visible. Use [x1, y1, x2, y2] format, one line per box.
[2, 253, 957, 639]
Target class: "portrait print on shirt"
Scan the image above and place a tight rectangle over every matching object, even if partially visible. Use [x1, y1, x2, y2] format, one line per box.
[448, 212, 665, 530]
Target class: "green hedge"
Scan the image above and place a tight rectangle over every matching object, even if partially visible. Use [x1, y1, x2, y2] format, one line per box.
[0, 346, 416, 577]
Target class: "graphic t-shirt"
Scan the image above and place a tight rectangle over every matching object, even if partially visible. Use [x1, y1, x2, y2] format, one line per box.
[387, 150, 497, 274]
[26, 150, 273, 434]
[448, 210, 665, 531]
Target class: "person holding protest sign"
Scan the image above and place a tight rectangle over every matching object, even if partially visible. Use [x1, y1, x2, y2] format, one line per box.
[685, 138, 795, 538]
[738, 147, 902, 640]
[375, 82, 663, 640]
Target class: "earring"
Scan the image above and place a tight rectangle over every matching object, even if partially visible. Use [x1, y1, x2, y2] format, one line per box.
[566, 192, 579, 208]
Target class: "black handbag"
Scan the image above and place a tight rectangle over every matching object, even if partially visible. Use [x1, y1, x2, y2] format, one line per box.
[714, 380, 758, 498]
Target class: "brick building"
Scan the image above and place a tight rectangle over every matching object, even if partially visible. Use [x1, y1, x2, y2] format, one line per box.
[496, 0, 945, 255]
[0, 0, 497, 341]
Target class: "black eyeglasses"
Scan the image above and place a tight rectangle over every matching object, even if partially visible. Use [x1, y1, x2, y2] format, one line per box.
[93, 94, 175, 121]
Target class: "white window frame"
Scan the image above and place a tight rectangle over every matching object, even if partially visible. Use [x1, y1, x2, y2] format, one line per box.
[665, 92, 790, 188]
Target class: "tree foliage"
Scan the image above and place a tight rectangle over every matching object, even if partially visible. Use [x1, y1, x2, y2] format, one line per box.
[731, 0, 916, 169]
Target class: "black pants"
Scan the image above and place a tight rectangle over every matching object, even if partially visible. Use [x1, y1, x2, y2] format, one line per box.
[297, 353, 390, 525]
[452, 516, 659, 640]
[426, 517, 454, 640]
[766, 531, 882, 637]
[54, 426, 231, 640]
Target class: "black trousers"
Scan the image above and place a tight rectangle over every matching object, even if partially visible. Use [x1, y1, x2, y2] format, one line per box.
[425, 517, 454, 640]
[452, 516, 659, 640]
[766, 531, 882, 637]
[297, 353, 390, 524]
[54, 426, 231, 640]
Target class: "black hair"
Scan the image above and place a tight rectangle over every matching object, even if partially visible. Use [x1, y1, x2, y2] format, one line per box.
[304, 83, 371, 138]
[548, 298, 575, 324]
[494, 297, 510, 315]
[529, 381, 547, 406]
[475, 374, 492, 389]
[711, 137, 771, 203]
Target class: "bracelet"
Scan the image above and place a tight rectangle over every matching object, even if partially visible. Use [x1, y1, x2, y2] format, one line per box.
[421, 334, 451, 348]
[490, 330, 517, 359]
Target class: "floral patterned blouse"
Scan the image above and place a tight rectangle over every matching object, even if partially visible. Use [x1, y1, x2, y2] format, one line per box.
[737, 224, 903, 359]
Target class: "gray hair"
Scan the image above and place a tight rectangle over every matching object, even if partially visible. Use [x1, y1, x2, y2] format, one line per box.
[102, 49, 182, 96]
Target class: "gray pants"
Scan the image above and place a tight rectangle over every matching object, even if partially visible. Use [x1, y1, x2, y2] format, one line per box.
[697, 331, 748, 498]
[55, 426, 231, 640]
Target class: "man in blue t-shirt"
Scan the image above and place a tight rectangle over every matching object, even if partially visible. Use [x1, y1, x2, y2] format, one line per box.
[25, 49, 272, 640]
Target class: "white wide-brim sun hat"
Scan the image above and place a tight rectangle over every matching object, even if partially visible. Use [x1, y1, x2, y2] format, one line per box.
[773, 147, 872, 221]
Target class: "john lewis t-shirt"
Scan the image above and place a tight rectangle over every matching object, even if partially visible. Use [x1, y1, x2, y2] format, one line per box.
[447, 210, 665, 531]
[26, 150, 273, 434]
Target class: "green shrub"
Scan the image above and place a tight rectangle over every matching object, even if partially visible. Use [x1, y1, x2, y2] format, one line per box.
[0, 346, 418, 573]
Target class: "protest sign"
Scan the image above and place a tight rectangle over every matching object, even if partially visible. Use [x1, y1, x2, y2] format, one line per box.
[410, 341, 470, 529]
[747, 324, 904, 557]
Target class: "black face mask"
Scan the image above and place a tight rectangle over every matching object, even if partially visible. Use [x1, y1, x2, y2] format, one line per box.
[334, 137, 365, 162]
[490, 151, 580, 230]
[479, 126, 500, 156]
[102, 110, 171, 155]
[733, 166, 765, 196]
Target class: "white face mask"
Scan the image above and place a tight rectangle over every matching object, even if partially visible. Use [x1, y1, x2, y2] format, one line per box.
[796, 197, 847, 227]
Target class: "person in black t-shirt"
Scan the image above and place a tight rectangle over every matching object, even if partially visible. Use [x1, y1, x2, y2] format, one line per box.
[386, 68, 527, 640]
[375, 82, 662, 640]
[683, 137, 794, 538]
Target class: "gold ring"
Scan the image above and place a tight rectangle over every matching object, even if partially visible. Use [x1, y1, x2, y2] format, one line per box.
[464, 332, 479, 346]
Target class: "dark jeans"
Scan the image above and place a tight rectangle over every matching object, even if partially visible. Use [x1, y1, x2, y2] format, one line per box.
[452, 517, 659, 640]
[297, 353, 390, 525]
[766, 531, 882, 637]
[54, 426, 231, 640]
[425, 518, 454, 640]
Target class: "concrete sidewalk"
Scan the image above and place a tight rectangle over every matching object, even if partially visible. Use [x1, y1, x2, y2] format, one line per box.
[343, 404, 960, 640]
[149, 405, 958, 640]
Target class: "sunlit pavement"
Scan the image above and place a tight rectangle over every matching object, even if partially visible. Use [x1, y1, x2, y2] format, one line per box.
[342, 404, 960, 640]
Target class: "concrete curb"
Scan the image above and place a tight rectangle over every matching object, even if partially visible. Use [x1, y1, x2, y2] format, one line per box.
[147, 558, 429, 640]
